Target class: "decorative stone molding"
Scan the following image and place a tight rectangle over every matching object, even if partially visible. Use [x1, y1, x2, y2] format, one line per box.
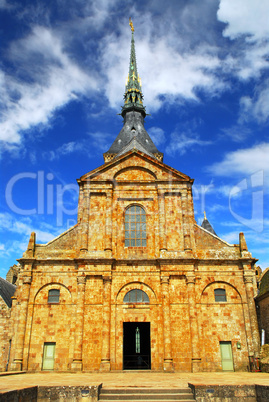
[23, 276, 32, 284]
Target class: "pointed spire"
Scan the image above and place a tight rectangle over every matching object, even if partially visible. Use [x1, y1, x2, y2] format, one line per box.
[103, 19, 163, 163]
[121, 18, 146, 118]
[201, 214, 218, 236]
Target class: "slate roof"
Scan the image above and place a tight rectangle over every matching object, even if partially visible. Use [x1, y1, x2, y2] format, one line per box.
[106, 110, 160, 159]
[201, 217, 218, 236]
[258, 269, 269, 298]
[0, 277, 16, 308]
[116, 135, 155, 159]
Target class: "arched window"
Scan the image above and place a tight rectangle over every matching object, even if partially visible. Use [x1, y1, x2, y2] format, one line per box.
[48, 289, 60, 303]
[125, 205, 146, 247]
[214, 288, 227, 302]
[123, 289, 149, 303]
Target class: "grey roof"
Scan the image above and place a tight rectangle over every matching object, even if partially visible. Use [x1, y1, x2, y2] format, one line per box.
[258, 270, 269, 298]
[0, 277, 16, 308]
[116, 136, 155, 159]
[106, 111, 160, 158]
[201, 218, 217, 236]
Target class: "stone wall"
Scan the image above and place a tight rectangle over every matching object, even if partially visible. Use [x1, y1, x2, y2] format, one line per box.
[0, 298, 12, 372]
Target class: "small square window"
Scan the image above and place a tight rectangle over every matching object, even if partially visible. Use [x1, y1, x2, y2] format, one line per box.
[48, 289, 60, 303]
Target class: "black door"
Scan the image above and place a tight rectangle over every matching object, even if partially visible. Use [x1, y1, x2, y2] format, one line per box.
[123, 322, 151, 370]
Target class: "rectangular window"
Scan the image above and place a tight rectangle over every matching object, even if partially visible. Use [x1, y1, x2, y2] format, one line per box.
[42, 342, 56, 370]
[214, 288, 227, 302]
[48, 289, 60, 303]
[125, 205, 147, 247]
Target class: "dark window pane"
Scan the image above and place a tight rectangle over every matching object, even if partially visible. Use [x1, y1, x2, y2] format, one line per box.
[214, 288, 227, 302]
[48, 289, 60, 303]
[124, 289, 149, 304]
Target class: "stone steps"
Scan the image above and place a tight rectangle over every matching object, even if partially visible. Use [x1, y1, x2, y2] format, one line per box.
[98, 387, 195, 401]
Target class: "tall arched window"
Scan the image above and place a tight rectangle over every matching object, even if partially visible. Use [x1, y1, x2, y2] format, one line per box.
[125, 205, 146, 247]
[123, 289, 149, 303]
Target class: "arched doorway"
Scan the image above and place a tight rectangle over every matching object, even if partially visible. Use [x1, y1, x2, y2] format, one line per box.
[122, 289, 151, 370]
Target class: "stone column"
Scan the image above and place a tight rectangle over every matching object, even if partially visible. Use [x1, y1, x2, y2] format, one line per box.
[244, 274, 260, 357]
[11, 273, 32, 371]
[186, 274, 201, 372]
[71, 275, 86, 371]
[80, 189, 90, 252]
[158, 192, 167, 251]
[161, 276, 173, 371]
[181, 191, 192, 251]
[104, 190, 113, 251]
[100, 276, 112, 371]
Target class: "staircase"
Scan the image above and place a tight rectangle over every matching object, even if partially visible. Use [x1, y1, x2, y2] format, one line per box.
[98, 387, 195, 401]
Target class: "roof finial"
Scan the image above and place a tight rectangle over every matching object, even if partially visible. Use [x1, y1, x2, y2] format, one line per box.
[204, 210, 207, 219]
[129, 18, 134, 32]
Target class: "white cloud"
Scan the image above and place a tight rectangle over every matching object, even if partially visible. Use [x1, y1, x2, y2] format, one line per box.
[239, 83, 269, 124]
[0, 0, 11, 9]
[166, 131, 212, 156]
[0, 212, 57, 242]
[207, 143, 269, 177]
[147, 127, 166, 146]
[217, 0, 269, 42]
[0, 26, 97, 145]
[101, 24, 222, 112]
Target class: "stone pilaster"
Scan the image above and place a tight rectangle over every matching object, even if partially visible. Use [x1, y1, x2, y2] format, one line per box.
[244, 273, 260, 357]
[105, 190, 113, 251]
[181, 191, 192, 251]
[100, 276, 112, 371]
[158, 192, 167, 251]
[10, 273, 32, 371]
[186, 274, 201, 372]
[77, 184, 84, 223]
[161, 276, 173, 371]
[80, 189, 90, 252]
[71, 275, 86, 371]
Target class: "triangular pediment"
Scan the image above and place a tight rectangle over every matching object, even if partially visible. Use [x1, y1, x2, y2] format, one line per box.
[78, 149, 193, 183]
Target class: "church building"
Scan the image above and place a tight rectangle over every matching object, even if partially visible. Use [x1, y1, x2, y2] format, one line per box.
[5, 22, 260, 373]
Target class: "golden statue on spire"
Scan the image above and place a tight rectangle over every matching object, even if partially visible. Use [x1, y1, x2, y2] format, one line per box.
[129, 18, 134, 32]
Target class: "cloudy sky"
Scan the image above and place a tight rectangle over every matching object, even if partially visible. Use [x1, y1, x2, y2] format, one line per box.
[0, 0, 268, 276]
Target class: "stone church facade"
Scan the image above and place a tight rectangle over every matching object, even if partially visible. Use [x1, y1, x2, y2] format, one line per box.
[4, 24, 261, 373]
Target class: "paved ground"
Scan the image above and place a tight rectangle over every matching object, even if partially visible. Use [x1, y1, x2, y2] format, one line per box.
[0, 371, 268, 393]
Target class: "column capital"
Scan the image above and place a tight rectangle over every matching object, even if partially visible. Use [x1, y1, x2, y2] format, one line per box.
[77, 276, 86, 285]
[23, 275, 32, 284]
[161, 276, 170, 284]
[185, 274, 196, 285]
[244, 275, 253, 284]
[103, 275, 112, 283]
[106, 189, 113, 198]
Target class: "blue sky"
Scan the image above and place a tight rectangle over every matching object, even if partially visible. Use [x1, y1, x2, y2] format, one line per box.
[0, 0, 268, 277]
